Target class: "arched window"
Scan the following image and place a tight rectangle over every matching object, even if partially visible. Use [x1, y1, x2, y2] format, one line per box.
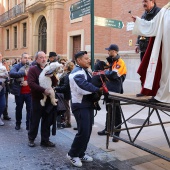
[38, 16, 47, 53]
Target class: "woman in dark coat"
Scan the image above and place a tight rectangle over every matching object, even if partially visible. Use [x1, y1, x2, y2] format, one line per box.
[55, 61, 75, 127]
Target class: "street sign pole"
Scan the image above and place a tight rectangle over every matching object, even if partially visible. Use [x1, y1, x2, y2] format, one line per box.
[90, 0, 94, 71]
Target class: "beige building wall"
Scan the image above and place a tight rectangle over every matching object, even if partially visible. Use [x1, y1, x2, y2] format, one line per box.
[26, 0, 64, 58]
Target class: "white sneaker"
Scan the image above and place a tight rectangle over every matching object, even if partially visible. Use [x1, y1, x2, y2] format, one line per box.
[0, 118, 4, 126]
[66, 153, 82, 167]
[80, 154, 93, 162]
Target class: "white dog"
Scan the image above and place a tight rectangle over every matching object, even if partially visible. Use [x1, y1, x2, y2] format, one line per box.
[39, 61, 63, 106]
[0, 65, 8, 91]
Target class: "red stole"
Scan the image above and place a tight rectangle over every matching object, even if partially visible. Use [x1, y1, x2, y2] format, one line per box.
[137, 37, 162, 96]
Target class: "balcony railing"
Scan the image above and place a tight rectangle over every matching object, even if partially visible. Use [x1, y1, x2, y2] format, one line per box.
[0, 2, 25, 24]
[26, 0, 45, 6]
[26, 0, 46, 13]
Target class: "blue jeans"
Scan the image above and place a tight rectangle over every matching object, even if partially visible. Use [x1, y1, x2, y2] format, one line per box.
[15, 93, 31, 128]
[0, 94, 6, 118]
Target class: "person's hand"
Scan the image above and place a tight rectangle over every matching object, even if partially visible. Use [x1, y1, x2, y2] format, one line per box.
[0, 75, 8, 79]
[25, 70, 28, 76]
[20, 81, 28, 86]
[99, 87, 104, 93]
[44, 88, 51, 96]
[45, 74, 53, 77]
[135, 46, 139, 53]
[132, 16, 137, 22]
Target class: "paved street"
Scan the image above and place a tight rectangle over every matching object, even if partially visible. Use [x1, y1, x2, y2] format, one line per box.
[0, 94, 170, 170]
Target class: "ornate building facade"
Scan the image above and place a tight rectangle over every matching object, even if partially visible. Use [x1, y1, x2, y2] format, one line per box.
[0, 0, 168, 61]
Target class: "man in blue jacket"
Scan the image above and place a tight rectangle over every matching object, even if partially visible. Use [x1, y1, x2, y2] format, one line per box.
[67, 51, 103, 167]
[9, 53, 31, 130]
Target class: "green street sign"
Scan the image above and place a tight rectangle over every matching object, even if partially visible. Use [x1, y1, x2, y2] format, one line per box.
[94, 16, 124, 29]
[70, 0, 90, 12]
[70, 5, 90, 20]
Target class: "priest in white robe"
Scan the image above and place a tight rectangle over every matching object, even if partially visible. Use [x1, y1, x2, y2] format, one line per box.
[132, 2, 170, 103]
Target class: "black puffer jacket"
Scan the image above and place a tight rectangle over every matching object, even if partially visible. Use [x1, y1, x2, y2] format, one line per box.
[55, 72, 71, 100]
[136, 5, 161, 52]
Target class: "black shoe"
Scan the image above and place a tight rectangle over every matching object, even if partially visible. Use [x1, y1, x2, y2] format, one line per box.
[136, 93, 144, 97]
[40, 141, 55, 147]
[57, 123, 65, 129]
[65, 123, 72, 128]
[61, 123, 65, 128]
[97, 129, 107, 136]
[73, 127, 78, 130]
[148, 97, 159, 103]
[28, 140, 35, 147]
[112, 137, 119, 142]
[15, 125, 20, 130]
[26, 126, 29, 131]
[3, 116, 11, 120]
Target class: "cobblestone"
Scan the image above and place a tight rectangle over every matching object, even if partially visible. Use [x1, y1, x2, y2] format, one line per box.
[0, 95, 121, 170]
[2, 94, 165, 169]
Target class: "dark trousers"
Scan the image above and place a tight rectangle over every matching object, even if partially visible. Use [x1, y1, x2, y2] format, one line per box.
[3, 92, 8, 117]
[105, 100, 122, 136]
[0, 93, 6, 117]
[140, 52, 145, 62]
[28, 99, 54, 142]
[140, 52, 145, 87]
[15, 93, 31, 128]
[68, 107, 93, 158]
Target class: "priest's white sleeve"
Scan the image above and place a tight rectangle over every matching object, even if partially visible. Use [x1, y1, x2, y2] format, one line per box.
[132, 16, 160, 37]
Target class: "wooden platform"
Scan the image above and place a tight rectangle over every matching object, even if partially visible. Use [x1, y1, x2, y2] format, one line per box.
[108, 92, 170, 112]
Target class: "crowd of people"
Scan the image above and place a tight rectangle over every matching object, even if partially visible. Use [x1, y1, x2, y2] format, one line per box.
[0, 44, 127, 167]
[1, 0, 168, 168]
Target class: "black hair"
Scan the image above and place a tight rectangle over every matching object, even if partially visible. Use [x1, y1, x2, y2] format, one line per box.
[94, 61, 107, 71]
[74, 51, 87, 60]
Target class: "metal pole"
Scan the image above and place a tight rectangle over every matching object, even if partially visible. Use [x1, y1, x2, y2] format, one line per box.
[90, 0, 94, 70]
